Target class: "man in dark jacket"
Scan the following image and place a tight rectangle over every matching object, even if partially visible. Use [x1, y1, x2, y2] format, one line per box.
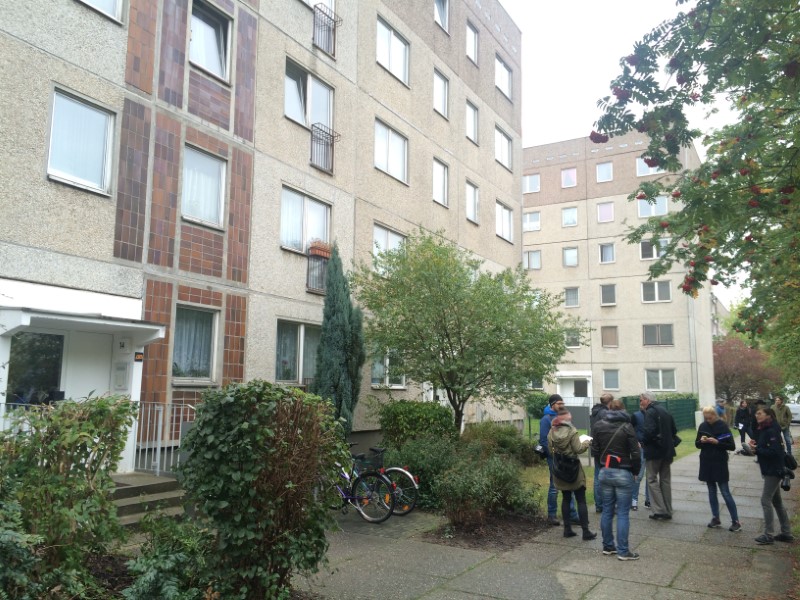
[590, 393, 614, 512]
[539, 394, 578, 526]
[640, 391, 678, 520]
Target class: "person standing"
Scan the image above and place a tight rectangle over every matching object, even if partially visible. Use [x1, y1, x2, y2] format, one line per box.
[750, 406, 794, 544]
[772, 395, 793, 456]
[591, 399, 641, 561]
[734, 400, 754, 450]
[590, 393, 613, 513]
[696, 406, 742, 532]
[548, 408, 596, 540]
[630, 407, 649, 510]
[539, 394, 578, 526]
[640, 391, 678, 520]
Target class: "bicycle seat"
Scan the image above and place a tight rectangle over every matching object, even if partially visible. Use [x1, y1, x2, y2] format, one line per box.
[352, 453, 366, 460]
[369, 447, 386, 454]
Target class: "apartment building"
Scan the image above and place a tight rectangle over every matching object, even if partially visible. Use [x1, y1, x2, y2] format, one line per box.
[0, 0, 524, 469]
[521, 133, 717, 405]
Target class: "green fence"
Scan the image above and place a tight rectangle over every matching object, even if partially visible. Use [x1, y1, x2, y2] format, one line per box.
[620, 394, 699, 431]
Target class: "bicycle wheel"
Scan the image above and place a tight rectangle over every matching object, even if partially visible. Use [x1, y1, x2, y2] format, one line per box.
[350, 471, 395, 523]
[384, 467, 418, 516]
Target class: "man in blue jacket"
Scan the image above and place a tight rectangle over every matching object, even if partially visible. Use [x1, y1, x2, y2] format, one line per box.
[540, 394, 579, 525]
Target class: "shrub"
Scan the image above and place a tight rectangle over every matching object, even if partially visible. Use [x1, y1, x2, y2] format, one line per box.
[523, 391, 550, 419]
[0, 494, 43, 600]
[179, 380, 348, 600]
[461, 421, 538, 466]
[384, 434, 458, 509]
[377, 400, 456, 449]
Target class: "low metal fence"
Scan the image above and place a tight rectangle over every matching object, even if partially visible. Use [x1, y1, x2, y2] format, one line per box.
[133, 401, 196, 476]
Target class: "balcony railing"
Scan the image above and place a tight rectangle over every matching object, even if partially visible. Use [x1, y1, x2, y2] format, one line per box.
[313, 3, 342, 57]
[307, 252, 328, 293]
[310, 122, 340, 173]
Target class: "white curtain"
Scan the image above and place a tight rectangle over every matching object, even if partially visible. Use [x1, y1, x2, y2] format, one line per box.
[305, 199, 329, 248]
[280, 188, 304, 250]
[284, 64, 306, 124]
[173, 308, 213, 378]
[50, 93, 109, 190]
[190, 11, 224, 78]
[276, 321, 298, 381]
[182, 148, 223, 224]
[302, 326, 321, 381]
[310, 78, 332, 128]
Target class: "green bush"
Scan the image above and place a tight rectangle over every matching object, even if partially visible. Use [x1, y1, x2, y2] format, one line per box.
[0, 494, 43, 600]
[523, 391, 550, 419]
[377, 400, 456, 449]
[179, 380, 348, 600]
[461, 421, 538, 466]
[384, 434, 458, 509]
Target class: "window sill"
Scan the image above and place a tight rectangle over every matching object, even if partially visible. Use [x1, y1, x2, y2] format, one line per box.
[75, 0, 124, 24]
[495, 86, 513, 103]
[467, 136, 479, 147]
[172, 379, 217, 388]
[181, 215, 225, 232]
[467, 217, 480, 226]
[374, 166, 409, 186]
[495, 160, 513, 173]
[376, 62, 411, 89]
[189, 62, 231, 88]
[495, 234, 514, 245]
[371, 385, 407, 391]
[433, 199, 449, 209]
[47, 173, 112, 198]
[281, 245, 309, 256]
[434, 109, 449, 121]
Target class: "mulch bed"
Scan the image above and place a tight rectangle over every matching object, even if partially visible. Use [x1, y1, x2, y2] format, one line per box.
[421, 514, 549, 551]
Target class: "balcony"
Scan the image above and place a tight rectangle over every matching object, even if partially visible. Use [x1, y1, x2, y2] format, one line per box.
[310, 123, 340, 173]
[313, 3, 342, 57]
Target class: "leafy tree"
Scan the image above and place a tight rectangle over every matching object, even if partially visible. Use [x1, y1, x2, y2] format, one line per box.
[592, 0, 800, 386]
[350, 230, 577, 432]
[714, 335, 784, 403]
[310, 243, 365, 436]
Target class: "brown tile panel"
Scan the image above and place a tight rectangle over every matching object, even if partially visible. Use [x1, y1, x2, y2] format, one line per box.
[227, 147, 252, 283]
[223, 293, 247, 385]
[188, 70, 232, 130]
[114, 99, 151, 262]
[158, 0, 188, 107]
[234, 9, 257, 142]
[177, 284, 224, 307]
[186, 126, 229, 158]
[125, 0, 157, 94]
[141, 279, 173, 406]
[148, 112, 181, 267]
[179, 224, 224, 277]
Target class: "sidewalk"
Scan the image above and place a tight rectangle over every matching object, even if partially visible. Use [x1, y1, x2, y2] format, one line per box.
[297, 435, 798, 600]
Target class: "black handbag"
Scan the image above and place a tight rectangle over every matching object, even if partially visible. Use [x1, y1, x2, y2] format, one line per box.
[552, 451, 581, 483]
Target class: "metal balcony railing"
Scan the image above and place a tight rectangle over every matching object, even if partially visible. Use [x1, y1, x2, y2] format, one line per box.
[313, 3, 342, 57]
[310, 122, 340, 173]
[307, 252, 328, 293]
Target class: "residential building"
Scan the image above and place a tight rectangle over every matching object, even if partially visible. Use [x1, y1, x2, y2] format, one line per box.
[521, 133, 716, 405]
[0, 0, 523, 470]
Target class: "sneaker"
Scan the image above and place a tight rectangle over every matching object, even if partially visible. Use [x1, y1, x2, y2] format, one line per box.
[775, 533, 795, 542]
[631, 500, 638, 511]
[707, 517, 722, 528]
[602, 546, 617, 555]
[729, 521, 742, 532]
[644, 500, 651, 508]
[547, 516, 561, 526]
[618, 552, 640, 561]
[595, 506, 603, 513]
[755, 534, 774, 545]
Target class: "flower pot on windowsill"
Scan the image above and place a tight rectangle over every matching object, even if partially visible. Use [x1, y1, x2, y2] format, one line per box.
[308, 241, 332, 259]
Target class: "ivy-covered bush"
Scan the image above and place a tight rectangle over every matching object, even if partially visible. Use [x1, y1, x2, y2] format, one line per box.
[377, 399, 456, 449]
[0, 494, 43, 600]
[178, 380, 348, 600]
[523, 391, 550, 420]
[384, 434, 458, 509]
[461, 421, 538, 466]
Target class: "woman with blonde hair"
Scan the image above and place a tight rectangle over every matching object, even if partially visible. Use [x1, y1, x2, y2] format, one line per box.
[696, 405, 740, 531]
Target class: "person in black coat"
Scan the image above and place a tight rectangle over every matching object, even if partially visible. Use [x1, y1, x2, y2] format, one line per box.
[696, 406, 740, 531]
[640, 392, 678, 520]
[734, 400, 753, 449]
[750, 407, 794, 544]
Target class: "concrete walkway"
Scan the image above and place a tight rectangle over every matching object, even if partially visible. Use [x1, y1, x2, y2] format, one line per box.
[297, 434, 798, 600]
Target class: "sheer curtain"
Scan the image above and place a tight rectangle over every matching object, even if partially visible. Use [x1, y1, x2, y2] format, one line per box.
[284, 64, 306, 124]
[276, 321, 298, 381]
[182, 148, 223, 224]
[302, 326, 321, 382]
[280, 188, 304, 250]
[50, 93, 109, 190]
[190, 11, 224, 78]
[305, 199, 328, 248]
[173, 308, 213, 378]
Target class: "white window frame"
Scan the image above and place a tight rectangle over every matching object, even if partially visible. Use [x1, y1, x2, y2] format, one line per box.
[561, 167, 577, 188]
[434, 0, 449, 31]
[275, 320, 321, 384]
[373, 224, 405, 269]
[466, 181, 479, 223]
[465, 101, 479, 143]
[181, 146, 227, 227]
[561, 207, 578, 227]
[77, 0, 121, 20]
[372, 352, 406, 388]
[636, 157, 665, 176]
[494, 126, 512, 169]
[640, 238, 669, 260]
[522, 211, 540, 232]
[433, 158, 448, 206]
[599, 243, 615, 264]
[374, 120, 408, 183]
[600, 284, 616, 306]
[523, 250, 541, 270]
[643, 324, 674, 346]
[564, 287, 579, 308]
[563, 247, 578, 267]
[597, 201, 614, 223]
[495, 55, 512, 99]
[376, 17, 410, 84]
[189, 1, 231, 81]
[601, 326, 619, 348]
[646, 368, 676, 391]
[48, 90, 114, 194]
[522, 174, 540, 193]
[284, 60, 333, 129]
[596, 161, 613, 183]
[280, 187, 330, 252]
[495, 201, 513, 242]
[433, 69, 449, 118]
[603, 369, 620, 390]
[466, 21, 479, 64]
[565, 329, 581, 348]
[641, 280, 672, 303]
[638, 195, 668, 217]
[173, 305, 217, 383]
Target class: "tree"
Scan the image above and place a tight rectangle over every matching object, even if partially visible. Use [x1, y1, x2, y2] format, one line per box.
[713, 335, 783, 403]
[350, 230, 577, 432]
[592, 0, 800, 386]
[311, 243, 365, 436]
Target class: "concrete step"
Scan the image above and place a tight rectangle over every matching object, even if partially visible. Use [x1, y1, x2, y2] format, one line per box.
[112, 473, 186, 527]
[118, 505, 185, 528]
[115, 489, 185, 517]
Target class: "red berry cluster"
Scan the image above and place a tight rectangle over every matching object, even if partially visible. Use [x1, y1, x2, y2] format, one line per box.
[612, 87, 631, 103]
[590, 130, 609, 144]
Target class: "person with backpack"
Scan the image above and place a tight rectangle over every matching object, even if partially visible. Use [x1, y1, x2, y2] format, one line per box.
[539, 394, 578, 526]
[590, 393, 614, 513]
[696, 405, 741, 532]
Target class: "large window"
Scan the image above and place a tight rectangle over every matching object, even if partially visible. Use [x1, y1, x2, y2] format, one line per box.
[562, 207, 578, 227]
[433, 70, 449, 117]
[466, 21, 478, 63]
[374, 120, 408, 182]
[7, 332, 64, 404]
[432, 159, 448, 206]
[642, 280, 672, 303]
[494, 127, 512, 169]
[561, 167, 577, 188]
[434, 0, 449, 31]
[597, 202, 614, 223]
[638, 195, 668, 217]
[182, 146, 226, 226]
[563, 247, 578, 267]
[600, 284, 616, 306]
[495, 201, 513, 242]
[603, 369, 620, 390]
[376, 18, 409, 84]
[465, 101, 478, 143]
[565, 329, 581, 348]
[596, 162, 613, 182]
[643, 324, 674, 346]
[284, 61, 332, 129]
[276, 321, 321, 384]
[523, 174, 540, 193]
[48, 91, 113, 193]
[601, 326, 618, 348]
[522, 211, 540, 232]
[636, 157, 665, 176]
[564, 287, 579, 308]
[373, 224, 404, 260]
[640, 238, 669, 259]
[280, 187, 329, 252]
[646, 368, 676, 391]
[189, 1, 230, 80]
[79, 0, 121, 19]
[523, 250, 541, 270]
[495, 55, 512, 99]
[599, 243, 615, 264]
[173, 307, 216, 380]
[372, 351, 406, 388]
[466, 181, 479, 223]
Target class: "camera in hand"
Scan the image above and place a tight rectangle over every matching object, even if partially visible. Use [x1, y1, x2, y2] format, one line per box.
[534, 443, 547, 459]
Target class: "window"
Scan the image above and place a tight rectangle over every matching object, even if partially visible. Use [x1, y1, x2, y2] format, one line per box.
[642, 280, 672, 303]
[561, 167, 577, 188]
[638, 195, 668, 217]
[190, 1, 230, 79]
[466, 181, 479, 223]
[562, 207, 577, 227]
[523, 250, 541, 270]
[494, 127, 512, 168]
[565, 329, 581, 348]
[597, 202, 614, 223]
[495, 55, 512, 99]
[79, 0, 121, 19]
[603, 369, 620, 390]
[564, 287, 579, 308]
[48, 91, 113, 193]
[182, 146, 226, 226]
[496, 202, 513, 241]
[372, 351, 405, 387]
[374, 120, 408, 182]
[640, 238, 669, 259]
[433, 159, 448, 206]
[276, 321, 321, 384]
[599, 243, 615, 264]
[646, 368, 676, 391]
[522, 211, 540, 232]
[636, 157, 665, 176]
[466, 21, 478, 63]
[522, 174, 540, 193]
[280, 187, 330, 252]
[284, 61, 332, 129]
[376, 18, 409, 84]
[643, 324, 674, 346]
[434, 0, 449, 31]
[601, 326, 618, 347]
[7, 332, 64, 404]
[600, 284, 616, 306]
[433, 70, 449, 117]
[373, 224, 404, 259]
[563, 247, 578, 267]
[173, 307, 216, 380]
[465, 101, 478, 143]
[596, 162, 613, 182]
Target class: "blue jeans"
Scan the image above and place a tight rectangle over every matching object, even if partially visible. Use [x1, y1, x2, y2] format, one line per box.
[782, 428, 793, 456]
[547, 456, 578, 519]
[631, 452, 648, 504]
[599, 468, 634, 555]
[707, 481, 739, 523]
[593, 462, 602, 509]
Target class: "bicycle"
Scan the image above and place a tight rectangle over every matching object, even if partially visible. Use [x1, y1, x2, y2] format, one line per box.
[352, 445, 419, 516]
[321, 454, 396, 524]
